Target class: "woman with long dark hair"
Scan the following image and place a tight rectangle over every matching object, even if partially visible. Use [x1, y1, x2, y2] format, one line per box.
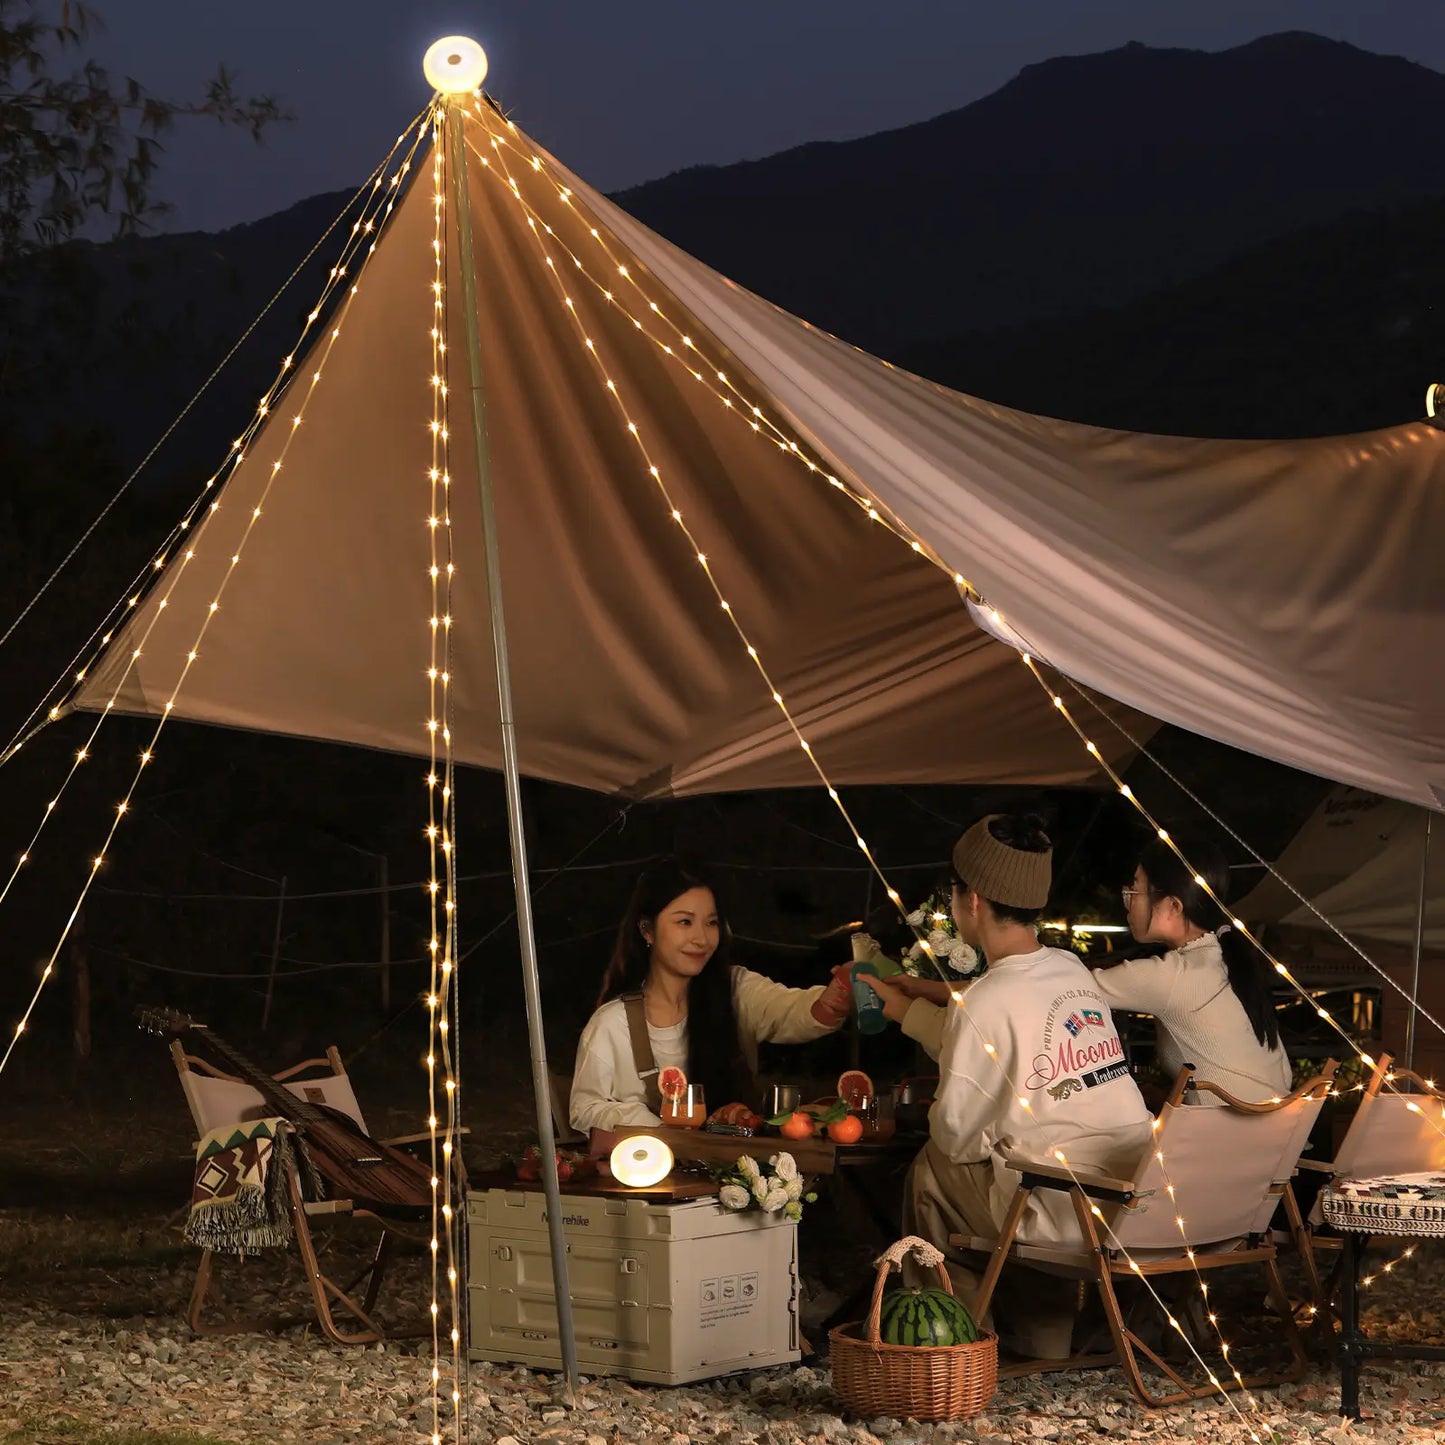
[569, 857, 852, 1133]
[1094, 835, 1290, 1103]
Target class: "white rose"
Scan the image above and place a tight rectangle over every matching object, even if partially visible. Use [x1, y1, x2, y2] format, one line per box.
[769, 1152, 799, 1182]
[948, 942, 980, 975]
[739, 1155, 761, 1182]
[763, 1186, 788, 1213]
[927, 928, 952, 956]
[751, 1176, 771, 1205]
[719, 1184, 751, 1211]
[906, 907, 927, 929]
[784, 1177, 803, 1202]
[784, 1201, 804, 1223]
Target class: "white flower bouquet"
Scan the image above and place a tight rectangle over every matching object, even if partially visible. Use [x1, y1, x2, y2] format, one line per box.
[713, 1151, 817, 1224]
[902, 894, 984, 979]
[850, 895, 984, 983]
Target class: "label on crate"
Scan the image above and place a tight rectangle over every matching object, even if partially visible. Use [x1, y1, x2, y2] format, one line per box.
[699, 1272, 757, 1328]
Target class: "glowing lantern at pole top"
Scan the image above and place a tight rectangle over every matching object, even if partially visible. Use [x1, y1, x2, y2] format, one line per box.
[610, 1136, 673, 1188]
[423, 36, 489, 95]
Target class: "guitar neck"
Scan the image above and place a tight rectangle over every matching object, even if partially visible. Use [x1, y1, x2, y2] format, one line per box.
[190, 1025, 323, 1126]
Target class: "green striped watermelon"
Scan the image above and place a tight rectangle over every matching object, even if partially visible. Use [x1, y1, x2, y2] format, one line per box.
[878, 1286, 979, 1347]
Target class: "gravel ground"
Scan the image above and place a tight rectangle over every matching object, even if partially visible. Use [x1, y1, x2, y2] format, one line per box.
[1, 1241, 1442, 1444]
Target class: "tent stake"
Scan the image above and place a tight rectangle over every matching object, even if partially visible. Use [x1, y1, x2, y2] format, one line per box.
[445, 99, 580, 1394]
[1405, 810, 1432, 1072]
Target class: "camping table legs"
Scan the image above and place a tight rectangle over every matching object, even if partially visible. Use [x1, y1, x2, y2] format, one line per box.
[1338, 1231, 1445, 1418]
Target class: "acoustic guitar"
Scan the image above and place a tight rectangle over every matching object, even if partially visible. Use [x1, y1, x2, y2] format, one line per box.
[138, 1005, 435, 1218]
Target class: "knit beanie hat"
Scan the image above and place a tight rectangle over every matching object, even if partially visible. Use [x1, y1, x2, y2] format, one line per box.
[951, 814, 1052, 910]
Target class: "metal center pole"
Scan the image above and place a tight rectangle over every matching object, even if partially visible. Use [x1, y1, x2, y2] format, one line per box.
[1405, 810, 1432, 1073]
[445, 99, 579, 1393]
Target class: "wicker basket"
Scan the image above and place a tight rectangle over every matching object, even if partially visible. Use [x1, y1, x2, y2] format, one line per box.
[829, 1235, 997, 1422]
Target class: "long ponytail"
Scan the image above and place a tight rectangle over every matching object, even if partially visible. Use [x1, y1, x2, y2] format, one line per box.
[1136, 837, 1281, 1051]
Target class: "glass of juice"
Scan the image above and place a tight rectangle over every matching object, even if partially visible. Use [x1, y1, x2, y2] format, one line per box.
[662, 1084, 707, 1129]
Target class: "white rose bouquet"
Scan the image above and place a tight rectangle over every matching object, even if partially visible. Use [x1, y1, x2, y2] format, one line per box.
[902, 895, 983, 979]
[713, 1151, 818, 1224]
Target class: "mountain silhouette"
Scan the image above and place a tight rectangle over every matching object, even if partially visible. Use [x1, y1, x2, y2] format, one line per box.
[617, 30, 1445, 351]
[5, 29, 1445, 499]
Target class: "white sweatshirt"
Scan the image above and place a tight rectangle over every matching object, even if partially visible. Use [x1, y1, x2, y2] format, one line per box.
[1091, 934, 1292, 1104]
[569, 966, 834, 1133]
[930, 945, 1153, 1243]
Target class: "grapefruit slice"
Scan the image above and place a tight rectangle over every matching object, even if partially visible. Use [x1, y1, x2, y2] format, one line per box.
[658, 1066, 688, 1102]
[838, 1069, 875, 1109]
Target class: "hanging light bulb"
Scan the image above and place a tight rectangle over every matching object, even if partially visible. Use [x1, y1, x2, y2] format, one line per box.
[610, 1136, 673, 1188]
[423, 37, 489, 95]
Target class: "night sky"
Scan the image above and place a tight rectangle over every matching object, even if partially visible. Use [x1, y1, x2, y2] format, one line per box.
[100, 0, 1445, 235]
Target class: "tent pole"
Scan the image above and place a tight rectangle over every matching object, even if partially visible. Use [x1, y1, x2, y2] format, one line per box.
[445, 100, 580, 1393]
[1405, 810, 1432, 1072]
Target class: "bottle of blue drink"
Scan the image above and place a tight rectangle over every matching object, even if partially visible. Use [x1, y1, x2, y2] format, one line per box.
[850, 961, 888, 1035]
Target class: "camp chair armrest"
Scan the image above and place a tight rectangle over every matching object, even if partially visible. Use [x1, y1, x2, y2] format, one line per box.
[379, 1126, 471, 1148]
[1294, 1158, 1334, 1173]
[1007, 1155, 1138, 1201]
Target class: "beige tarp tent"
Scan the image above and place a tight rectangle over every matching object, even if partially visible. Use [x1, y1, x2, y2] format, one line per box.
[1240, 786, 1442, 949]
[67, 101, 1445, 810]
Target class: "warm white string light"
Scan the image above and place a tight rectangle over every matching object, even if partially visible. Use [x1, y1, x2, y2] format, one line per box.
[0, 108, 438, 773]
[1048, 670, 1445, 1051]
[0, 120, 434, 1076]
[424, 111, 464, 1444]
[480, 106, 1444, 1084]
[473, 111, 1291, 1424]
[466, 114, 950, 579]
[0, 135, 431, 933]
[1006, 650, 1445, 1162]
[470, 110, 963, 982]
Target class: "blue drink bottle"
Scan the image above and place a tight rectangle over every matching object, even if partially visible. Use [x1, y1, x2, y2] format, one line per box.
[851, 961, 888, 1035]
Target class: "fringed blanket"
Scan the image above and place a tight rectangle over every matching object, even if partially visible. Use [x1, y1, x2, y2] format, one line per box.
[185, 1116, 296, 1254]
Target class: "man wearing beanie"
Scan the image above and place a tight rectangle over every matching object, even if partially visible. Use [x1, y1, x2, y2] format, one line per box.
[869, 812, 1153, 1360]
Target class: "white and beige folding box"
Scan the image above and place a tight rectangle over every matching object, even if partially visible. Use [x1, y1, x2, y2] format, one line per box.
[467, 1187, 800, 1384]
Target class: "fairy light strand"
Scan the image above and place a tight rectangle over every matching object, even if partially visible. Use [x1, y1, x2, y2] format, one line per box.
[497, 98, 1445, 1106]
[424, 110, 465, 1441]
[464, 116, 947, 576]
[1008, 649, 1445, 1154]
[495, 104, 1444, 1067]
[1050, 669, 1445, 1050]
[0, 129, 435, 941]
[0, 106, 439, 772]
[474, 107, 1298, 1425]
[0, 121, 433, 1076]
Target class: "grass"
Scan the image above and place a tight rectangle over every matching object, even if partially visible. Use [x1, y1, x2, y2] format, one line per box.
[3, 1420, 239, 1445]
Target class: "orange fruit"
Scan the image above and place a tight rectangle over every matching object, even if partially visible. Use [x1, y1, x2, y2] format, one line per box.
[837, 1070, 874, 1109]
[779, 1111, 816, 1141]
[658, 1066, 688, 1102]
[827, 1114, 864, 1145]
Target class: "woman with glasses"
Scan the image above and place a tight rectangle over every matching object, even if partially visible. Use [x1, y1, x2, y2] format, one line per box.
[1095, 836, 1290, 1104]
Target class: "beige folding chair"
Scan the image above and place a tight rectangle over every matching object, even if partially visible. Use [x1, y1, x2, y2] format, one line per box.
[954, 1064, 1336, 1408]
[172, 1040, 460, 1345]
[1290, 1053, 1445, 1321]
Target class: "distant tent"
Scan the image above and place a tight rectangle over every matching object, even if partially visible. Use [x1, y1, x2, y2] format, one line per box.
[62, 101, 1445, 809]
[1239, 786, 1443, 950]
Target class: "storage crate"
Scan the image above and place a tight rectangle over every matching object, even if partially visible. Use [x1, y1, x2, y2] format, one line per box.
[467, 1187, 800, 1384]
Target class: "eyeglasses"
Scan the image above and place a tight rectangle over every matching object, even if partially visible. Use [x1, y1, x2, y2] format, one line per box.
[1121, 885, 1154, 906]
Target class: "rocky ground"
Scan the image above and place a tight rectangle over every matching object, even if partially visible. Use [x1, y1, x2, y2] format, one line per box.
[1, 1055, 1442, 1443]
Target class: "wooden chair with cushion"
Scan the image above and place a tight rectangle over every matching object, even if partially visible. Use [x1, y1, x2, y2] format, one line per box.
[953, 1063, 1337, 1408]
[172, 1040, 464, 1346]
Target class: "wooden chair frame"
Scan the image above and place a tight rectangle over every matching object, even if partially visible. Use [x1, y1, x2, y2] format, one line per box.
[954, 1064, 1337, 1408]
[172, 1040, 465, 1346]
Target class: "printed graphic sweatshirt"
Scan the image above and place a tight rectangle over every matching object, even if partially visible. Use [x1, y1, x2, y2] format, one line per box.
[930, 945, 1154, 1242]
